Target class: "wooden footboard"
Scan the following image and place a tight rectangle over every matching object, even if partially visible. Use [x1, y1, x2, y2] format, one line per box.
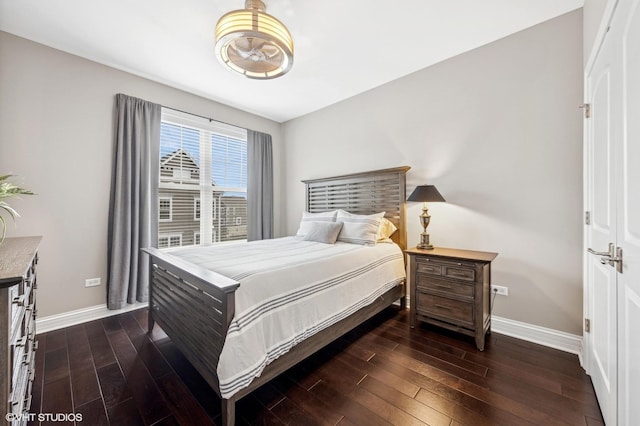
[141, 248, 239, 406]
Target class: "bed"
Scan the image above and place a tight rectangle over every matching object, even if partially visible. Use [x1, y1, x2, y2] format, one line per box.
[142, 166, 410, 425]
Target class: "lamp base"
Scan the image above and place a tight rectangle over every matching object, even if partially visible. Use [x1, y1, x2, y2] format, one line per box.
[417, 233, 434, 250]
[417, 244, 434, 250]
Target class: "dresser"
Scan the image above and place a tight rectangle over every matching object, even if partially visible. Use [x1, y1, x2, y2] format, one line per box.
[406, 246, 498, 351]
[1, 237, 41, 425]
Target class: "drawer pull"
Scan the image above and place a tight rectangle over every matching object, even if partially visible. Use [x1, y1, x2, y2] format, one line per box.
[434, 304, 453, 310]
[12, 295, 26, 307]
[15, 336, 27, 347]
[435, 284, 452, 289]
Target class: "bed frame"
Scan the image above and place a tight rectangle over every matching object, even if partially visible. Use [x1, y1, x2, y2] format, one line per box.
[142, 166, 410, 425]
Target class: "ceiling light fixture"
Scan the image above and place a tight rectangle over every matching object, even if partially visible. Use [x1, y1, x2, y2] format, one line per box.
[215, 0, 294, 79]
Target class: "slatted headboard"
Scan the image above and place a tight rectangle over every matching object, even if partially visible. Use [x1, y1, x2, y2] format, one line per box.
[302, 166, 410, 251]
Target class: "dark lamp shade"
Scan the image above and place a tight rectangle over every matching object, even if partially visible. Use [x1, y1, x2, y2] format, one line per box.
[407, 185, 446, 202]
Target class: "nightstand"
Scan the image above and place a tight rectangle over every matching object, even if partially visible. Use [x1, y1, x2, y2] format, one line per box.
[405, 247, 498, 351]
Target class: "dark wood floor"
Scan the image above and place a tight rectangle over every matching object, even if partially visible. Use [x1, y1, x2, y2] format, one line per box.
[28, 307, 604, 425]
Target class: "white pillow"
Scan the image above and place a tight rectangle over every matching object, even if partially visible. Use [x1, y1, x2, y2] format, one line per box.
[296, 210, 338, 236]
[336, 210, 384, 245]
[377, 217, 398, 241]
[302, 221, 344, 244]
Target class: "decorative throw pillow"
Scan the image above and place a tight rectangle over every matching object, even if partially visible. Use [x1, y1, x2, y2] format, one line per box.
[336, 210, 385, 245]
[302, 221, 344, 244]
[377, 217, 398, 241]
[295, 210, 338, 236]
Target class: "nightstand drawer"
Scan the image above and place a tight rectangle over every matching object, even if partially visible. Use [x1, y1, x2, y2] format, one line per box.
[416, 258, 476, 282]
[416, 292, 474, 326]
[416, 260, 442, 276]
[416, 274, 474, 298]
[443, 265, 475, 282]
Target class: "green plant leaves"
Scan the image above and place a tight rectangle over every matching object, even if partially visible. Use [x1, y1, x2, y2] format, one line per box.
[0, 174, 34, 242]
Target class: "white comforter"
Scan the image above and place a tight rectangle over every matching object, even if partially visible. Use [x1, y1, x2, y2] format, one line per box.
[169, 237, 406, 398]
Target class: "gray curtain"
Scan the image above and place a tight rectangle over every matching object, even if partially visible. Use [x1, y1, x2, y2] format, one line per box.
[247, 130, 274, 241]
[107, 94, 161, 309]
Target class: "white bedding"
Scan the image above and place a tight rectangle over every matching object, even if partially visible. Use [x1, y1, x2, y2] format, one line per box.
[169, 236, 406, 398]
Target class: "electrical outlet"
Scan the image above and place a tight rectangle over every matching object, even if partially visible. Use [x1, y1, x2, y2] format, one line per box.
[491, 285, 508, 296]
[85, 277, 101, 287]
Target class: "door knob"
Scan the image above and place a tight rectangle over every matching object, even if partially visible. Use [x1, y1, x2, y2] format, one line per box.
[587, 243, 623, 273]
[587, 247, 611, 256]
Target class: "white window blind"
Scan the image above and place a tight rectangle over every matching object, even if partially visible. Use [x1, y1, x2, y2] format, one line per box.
[158, 108, 247, 248]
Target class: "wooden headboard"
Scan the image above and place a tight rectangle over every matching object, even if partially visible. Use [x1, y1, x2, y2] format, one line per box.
[302, 166, 411, 250]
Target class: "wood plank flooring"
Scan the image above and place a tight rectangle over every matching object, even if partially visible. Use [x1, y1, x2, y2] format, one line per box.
[28, 307, 604, 425]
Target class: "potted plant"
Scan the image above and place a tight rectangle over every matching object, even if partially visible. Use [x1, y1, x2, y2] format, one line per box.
[0, 174, 34, 242]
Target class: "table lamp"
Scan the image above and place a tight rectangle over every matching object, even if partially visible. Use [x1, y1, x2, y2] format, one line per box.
[407, 185, 446, 249]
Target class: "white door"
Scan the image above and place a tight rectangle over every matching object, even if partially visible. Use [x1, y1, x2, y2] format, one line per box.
[616, 0, 640, 423]
[585, 0, 640, 424]
[585, 16, 619, 424]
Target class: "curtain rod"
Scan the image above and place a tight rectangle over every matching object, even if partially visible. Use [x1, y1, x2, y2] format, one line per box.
[162, 105, 249, 131]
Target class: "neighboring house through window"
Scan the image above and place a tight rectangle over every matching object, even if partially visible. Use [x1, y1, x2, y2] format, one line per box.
[158, 108, 247, 249]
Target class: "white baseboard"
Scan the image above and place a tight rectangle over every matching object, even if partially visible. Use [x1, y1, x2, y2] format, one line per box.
[491, 315, 584, 365]
[36, 302, 147, 334]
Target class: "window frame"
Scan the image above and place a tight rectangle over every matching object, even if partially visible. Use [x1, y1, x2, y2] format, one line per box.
[159, 108, 247, 249]
[159, 197, 173, 222]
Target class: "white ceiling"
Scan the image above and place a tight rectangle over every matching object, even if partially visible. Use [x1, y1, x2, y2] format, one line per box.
[0, 0, 583, 123]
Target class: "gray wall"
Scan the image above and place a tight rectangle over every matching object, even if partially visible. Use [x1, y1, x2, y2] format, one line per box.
[283, 10, 584, 334]
[0, 31, 283, 317]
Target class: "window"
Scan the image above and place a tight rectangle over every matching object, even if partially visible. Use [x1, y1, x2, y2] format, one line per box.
[159, 109, 247, 249]
[194, 231, 216, 246]
[158, 233, 182, 249]
[194, 198, 200, 220]
[194, 198, 217, 221]
[159, 197, 172, 222]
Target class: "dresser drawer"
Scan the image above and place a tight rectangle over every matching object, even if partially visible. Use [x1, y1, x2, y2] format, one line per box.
[416, 274, 474, 298]
[10, 286, 30, 343]
[416, 292, 474, 327]
[9, 358, 31, 417]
